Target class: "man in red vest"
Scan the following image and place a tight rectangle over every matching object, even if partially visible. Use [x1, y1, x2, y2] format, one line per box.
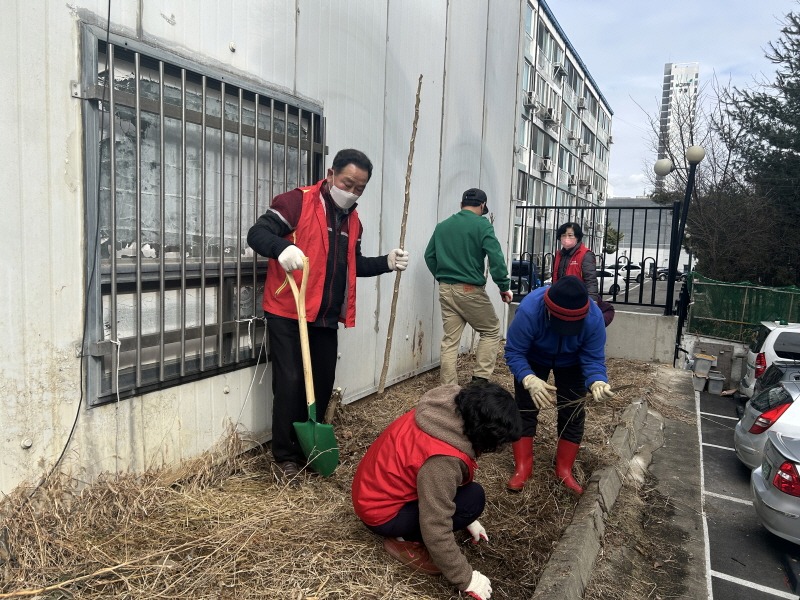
[352, 381, 521, 600]
[247, 149, 408, 484]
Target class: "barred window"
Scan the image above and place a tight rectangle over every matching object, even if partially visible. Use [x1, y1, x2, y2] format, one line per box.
[81, 29, 325, 405]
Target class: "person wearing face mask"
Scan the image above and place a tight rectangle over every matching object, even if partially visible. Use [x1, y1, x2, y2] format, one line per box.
[424, 188, 512, 386]
[551, 222, 599, 301]
[246, 148, 409, 484]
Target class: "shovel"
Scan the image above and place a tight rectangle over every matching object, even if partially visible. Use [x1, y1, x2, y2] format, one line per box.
[286, 257, 339, 477]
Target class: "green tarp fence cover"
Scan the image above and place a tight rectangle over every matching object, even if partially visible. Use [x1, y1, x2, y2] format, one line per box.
[687, 274, 800, 344]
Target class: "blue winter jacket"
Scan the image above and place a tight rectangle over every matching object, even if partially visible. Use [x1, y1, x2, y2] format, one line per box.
[505, 286, 608, 388]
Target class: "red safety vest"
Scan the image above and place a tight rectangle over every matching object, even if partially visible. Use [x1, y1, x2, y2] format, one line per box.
[262, 180, 360, 326]
[351, 409, 477, 526]
[553, 243, 589, 281]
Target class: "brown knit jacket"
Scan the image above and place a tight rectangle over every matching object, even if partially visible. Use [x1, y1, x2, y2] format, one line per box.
[415, 384, 478, 590]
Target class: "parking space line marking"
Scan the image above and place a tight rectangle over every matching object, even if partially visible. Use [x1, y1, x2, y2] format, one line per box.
[700, 411, 739, 421]
[702, 442, 736, 451]
[697, 390, 714, 599]
[711, 569, 797, 598]
[704, 490, 753, 506]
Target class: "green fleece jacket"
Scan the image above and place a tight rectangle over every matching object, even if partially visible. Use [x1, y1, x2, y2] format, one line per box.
[424, 209, 510, 292]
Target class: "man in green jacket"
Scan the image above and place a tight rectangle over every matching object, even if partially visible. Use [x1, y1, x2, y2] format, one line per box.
[425, 188, 512, 385]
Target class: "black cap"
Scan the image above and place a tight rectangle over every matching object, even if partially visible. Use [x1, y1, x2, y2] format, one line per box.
[544, 276, 590, 335]
[462, 188, 488, 215]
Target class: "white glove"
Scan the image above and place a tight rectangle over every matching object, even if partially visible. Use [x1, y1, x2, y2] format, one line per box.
[466, 520, 488, 544]
[522, 374, 557, 410]
[589, 381, 615, 402]
[277, 245, 305, 272]
[500, 290, 513, 304]
[387, 248, 409, 271]
[465, 570, 492, 599]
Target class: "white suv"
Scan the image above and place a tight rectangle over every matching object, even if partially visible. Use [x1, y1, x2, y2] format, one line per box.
[740, 321, 800, 397]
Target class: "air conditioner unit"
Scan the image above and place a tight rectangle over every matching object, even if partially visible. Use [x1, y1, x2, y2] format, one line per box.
[553, 63, 567, 77]
[523, 90, 536, 109]
[577, 97, 586, 110]
[539, 158, 553, 173]
[542, 108, 560, 123]
[580, 143, 590, 155]
[568, 175, 577, 187]
[578, 178, 590, 188]
[607, 135, 614, 144]
[597, 191, 605, 200]
[567, 129, 578, 140]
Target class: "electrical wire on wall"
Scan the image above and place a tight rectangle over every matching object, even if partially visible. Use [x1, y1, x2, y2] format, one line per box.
[27, 0, 114, 500]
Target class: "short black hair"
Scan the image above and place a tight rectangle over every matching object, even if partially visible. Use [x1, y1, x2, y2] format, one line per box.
[332, 148, 373, 181]
[455, 382, 522, 454]
[557, 222, 584, 242]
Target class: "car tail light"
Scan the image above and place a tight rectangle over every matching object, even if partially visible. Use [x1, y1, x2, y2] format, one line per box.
[749, 403, 791, 434]
[773, 460, 800, 497]
[755, 352, 767, 378]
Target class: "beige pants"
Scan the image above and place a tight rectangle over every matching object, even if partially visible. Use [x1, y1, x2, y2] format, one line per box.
[438, 282, 502, 385]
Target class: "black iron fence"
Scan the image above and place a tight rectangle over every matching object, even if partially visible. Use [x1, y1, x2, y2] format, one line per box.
[512, 203, 682, 311]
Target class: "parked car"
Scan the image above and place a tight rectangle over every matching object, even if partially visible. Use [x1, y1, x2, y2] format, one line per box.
[652, 267, 689, 282]
[619, 264, 644, 284]
[595, 269, 627, 296]
[751, 430, 800, 545]
[739, 321, 800, 398]
[734, 380, 800, 469]
[753, 360, 800, 396]
[510, 259, 540, 295]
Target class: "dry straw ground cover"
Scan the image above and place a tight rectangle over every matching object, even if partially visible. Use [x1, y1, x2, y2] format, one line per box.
[0, 354, 657, 599]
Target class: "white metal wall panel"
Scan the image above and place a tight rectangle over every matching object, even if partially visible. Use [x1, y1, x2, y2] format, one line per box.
[369, 1, 449, 393]
[483, 0, 523, 337]
[140, 1, 298, 94]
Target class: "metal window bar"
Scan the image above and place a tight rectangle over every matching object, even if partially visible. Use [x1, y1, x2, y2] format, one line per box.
[159, 60, 166, 382]
[217, 80, 225, 368]
[180, 67, 187, 378]
[134, 51, 143, 389]
[235, 87, 243, 364]
[200, 74, 207, 372]
[87, 33, 324, 405]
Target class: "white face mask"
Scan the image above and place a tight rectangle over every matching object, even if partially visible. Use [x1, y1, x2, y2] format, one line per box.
[329, 183, 359, 210]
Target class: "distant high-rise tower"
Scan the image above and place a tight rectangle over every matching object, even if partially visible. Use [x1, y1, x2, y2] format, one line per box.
[657, 62, 700, 179]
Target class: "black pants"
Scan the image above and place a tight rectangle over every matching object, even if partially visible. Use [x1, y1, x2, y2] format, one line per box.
[267, 317, 338, 464]
[365, 481, 485, 542]
[513, 362, 586, 444]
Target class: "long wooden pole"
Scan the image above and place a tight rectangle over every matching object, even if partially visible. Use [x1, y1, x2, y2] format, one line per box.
[378, 74, 422, 394]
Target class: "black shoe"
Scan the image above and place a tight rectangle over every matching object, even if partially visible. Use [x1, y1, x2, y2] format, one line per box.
[276, 461, 303, 487]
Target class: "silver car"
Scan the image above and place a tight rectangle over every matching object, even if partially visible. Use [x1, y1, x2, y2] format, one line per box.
[734, 381, 800, 469]
[752, 431, 800, 545]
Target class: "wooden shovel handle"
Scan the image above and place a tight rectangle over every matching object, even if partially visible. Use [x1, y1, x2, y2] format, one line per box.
[285, 257, 315, 408]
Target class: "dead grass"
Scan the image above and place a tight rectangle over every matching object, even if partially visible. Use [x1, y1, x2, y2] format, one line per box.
[0, 354, 658, 599]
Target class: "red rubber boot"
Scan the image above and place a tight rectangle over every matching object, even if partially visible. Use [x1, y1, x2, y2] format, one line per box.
[507, 437, 534, 491]
[555, 438, 583, 495]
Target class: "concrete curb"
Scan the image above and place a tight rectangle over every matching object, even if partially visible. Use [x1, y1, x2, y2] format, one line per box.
[531, 398, 657, 600]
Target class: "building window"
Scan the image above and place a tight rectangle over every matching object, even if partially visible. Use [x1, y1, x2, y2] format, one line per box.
[81, 28, 324, 406]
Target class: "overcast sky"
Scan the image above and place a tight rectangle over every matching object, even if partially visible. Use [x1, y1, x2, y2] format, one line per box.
[549, 0, 798, 198]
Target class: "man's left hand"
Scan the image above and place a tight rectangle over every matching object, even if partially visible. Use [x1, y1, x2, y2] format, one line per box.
[388, 248, 409, 271]
[500, 291, 513, 304]
[589, 381, 615, 402]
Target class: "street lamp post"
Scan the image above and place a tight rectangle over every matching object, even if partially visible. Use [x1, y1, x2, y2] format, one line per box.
[654, 145, 705, 315]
